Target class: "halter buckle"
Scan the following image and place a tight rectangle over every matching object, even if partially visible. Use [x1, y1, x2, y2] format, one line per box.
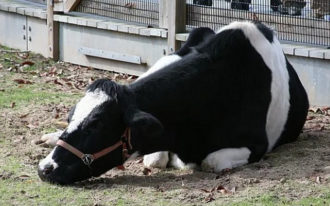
[81, 154, 94, 166]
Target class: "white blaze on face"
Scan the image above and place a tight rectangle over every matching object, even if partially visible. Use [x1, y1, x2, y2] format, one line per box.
[67, 89, 110, 133]
[38, 148, 58, 170]
[218, 21, 290, 152]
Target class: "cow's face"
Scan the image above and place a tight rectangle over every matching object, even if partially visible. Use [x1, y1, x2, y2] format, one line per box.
[38, 79, 163, 184]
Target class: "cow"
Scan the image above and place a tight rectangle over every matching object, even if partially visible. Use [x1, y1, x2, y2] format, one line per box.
[38, 21, 309, 185]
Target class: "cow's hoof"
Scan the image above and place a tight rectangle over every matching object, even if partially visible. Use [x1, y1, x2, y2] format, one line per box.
[40, 130, 63, 147]
[143, 152, 169, 168]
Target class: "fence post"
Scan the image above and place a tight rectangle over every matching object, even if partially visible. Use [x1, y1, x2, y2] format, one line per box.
[47, 0, 59, 60]
[166, 0, 186, 54]
[159, 0, 168, 29]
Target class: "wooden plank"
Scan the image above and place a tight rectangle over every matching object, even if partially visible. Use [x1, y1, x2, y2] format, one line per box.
[159, 0, 168, 29]
[167, 0, 186, 54]
[76, 1, 159, 19]
[47, 0, 59, 60]
[78, 47, 142, 64]
[64, 0, 81, 13]
[77, 0, 158, 12]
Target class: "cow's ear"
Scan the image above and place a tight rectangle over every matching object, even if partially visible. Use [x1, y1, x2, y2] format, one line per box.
[126, 109, 163, 140]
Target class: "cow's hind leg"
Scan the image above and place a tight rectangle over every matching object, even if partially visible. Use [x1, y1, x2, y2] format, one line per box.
[201, 133, 268, 172]
[201, 147, 251, 172]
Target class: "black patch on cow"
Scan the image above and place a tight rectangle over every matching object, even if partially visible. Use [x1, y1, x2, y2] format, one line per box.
[131, 27, 273, 164]
[87, 78, 119, 100]
[255, 22, 274, 43]
[176, 27, 215, 57]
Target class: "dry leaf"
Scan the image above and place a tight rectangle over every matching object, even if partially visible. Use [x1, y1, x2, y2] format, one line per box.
[55, 121, 68, 129]
[17, 174, 30, 180]
[14, 79, 33, 84]
[306, 116, 315, 121]
[142, 168, 152, 175]
[54, 79, 64, 86]
[21, 61, 34, 66]
[116, 165, 125, 170]
[19, 113, 29, 118]
[200, 188, 210, 193]
[205, 194, 215, 203]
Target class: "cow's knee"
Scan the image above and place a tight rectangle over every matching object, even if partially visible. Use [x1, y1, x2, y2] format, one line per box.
[40, 130, 63, 147]
[143, 151, 169, 168]
[169, 153, 197, 170]
[201, 147, 251, 172]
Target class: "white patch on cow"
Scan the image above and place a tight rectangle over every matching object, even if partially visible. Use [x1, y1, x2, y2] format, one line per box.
[137, 55, 181, 81]
[201, 147, 251, 172]
[218, 22, 290, 151]
[143, 151, 169, 168]
[41, 130, 63, 147]
[67, 89, 110, 133]
[38, 148, 58, 171]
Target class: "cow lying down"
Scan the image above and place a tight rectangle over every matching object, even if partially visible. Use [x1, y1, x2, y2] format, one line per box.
[38, 21, 309, 184]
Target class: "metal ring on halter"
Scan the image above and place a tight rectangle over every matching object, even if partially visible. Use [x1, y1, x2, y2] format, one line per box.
[81, 154, 94, 166]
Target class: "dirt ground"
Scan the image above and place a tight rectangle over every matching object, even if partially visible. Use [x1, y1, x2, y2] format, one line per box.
[0, 47, 329, 205]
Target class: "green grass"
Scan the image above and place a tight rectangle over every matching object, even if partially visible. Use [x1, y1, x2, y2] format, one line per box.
[227, 193, 330, 206]
[0, 84, 81, 109]
[0, 72, 82, 109]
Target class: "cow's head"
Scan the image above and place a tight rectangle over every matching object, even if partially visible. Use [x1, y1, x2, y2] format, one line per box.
[38, 79, 163, 184]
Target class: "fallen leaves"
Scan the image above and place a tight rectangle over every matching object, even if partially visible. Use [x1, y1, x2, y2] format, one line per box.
[13, 79, 33, 84]
[15, 174, 30, 181]
[55, 121, 68, 129]
[142, 167, 152, 176]
[201, 185, 236, 203]
[21, 61, 34, 66]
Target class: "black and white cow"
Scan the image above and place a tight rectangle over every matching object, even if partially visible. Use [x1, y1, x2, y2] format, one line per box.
[39, 27, 215, 170]
[38, 21, 309, 184]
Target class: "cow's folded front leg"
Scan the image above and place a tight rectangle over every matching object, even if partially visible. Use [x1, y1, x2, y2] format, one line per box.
[40, 130, 64, 147]
[143, 151, 169, 168]
[169, 153, 197, 170]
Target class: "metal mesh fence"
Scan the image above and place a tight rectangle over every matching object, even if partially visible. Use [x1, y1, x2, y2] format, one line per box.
[75, 0, 159, 27]
[187, 0, 330, 47]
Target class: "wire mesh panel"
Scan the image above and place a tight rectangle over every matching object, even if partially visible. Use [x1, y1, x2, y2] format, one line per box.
[187, 0, 330, 47]
[75, 0, 159, 27]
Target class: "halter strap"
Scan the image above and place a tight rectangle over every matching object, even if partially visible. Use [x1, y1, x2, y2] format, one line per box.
[56, 128, 132, 167]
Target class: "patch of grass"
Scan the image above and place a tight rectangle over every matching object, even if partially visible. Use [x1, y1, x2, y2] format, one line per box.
[0, 179, 95, 206]
[0, 82, 81, 109]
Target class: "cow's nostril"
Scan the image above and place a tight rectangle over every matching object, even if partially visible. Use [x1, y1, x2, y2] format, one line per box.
[43, 164, 54, 175]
